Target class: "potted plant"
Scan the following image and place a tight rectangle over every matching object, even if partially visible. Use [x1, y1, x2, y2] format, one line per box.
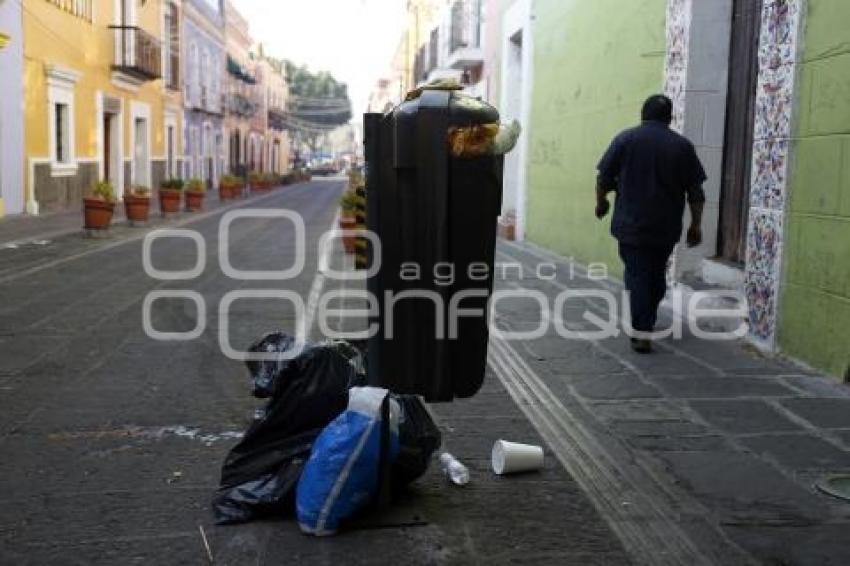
[249, 171, 268, 193]
[125, 185, 151, 225]
[159, 178, 184, 216]
[339, 189, 359, 253]
[84, 181, 116, 231]
[219, 174, 241, 200]
[185, 178, 206, 211]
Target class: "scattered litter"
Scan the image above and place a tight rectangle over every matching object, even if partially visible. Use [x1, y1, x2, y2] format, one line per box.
[491, 440, 544, 475]
[296, 387, 400, 536]
[212, 333, 356, 525]
[439, 453, 470, 486]
[167, 471, 184, 485]
[212, 333, 441, 529]
[198, 525, 213, 563]
[2, 243, 19, 250]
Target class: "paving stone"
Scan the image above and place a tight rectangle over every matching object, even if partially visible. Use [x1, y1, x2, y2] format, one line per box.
[569, 373, 662, 400]
[588, 400, 693, 423]
[653, 451, 827, 522]
[610, 420, 709, 437]
[835, 430, 850, 447]
[670, 337, 798, 375]
[724, 524, 850, 566]
[516, 335, 598, 361]
[781, 398, 850, 428]
[740, 434, 850, 471]
[781, 375, 850, 398]
[629, 435, 731, 453]
[599, 337, 707, 375]
[543, 352, 628, 374]
[688, 399, 804, 434]
[650, 376, 795, 398]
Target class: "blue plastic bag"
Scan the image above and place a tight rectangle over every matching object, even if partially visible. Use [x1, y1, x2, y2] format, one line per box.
[296, 387, 400, 536]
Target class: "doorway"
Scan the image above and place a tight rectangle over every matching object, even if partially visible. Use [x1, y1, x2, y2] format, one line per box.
[103, 114, 112, 182]
[502, 31, 523, 219]
[133, 117, 150, 188]
[166, 124, 175, 179]
[718, 0, 763, 263]
[203, 124, 213, 188]
[499, 0, 532, 241]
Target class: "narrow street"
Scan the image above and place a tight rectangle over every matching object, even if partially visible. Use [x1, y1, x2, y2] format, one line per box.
[0, 180, 630, 565]
[2, 179, 848, 564]
[3, 0, 850, 564]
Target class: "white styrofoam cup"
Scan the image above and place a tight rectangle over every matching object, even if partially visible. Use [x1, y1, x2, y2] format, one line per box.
[491, 439, 544, 475]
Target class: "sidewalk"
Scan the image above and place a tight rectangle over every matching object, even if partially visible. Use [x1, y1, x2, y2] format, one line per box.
[0, 188, 297, 284]
[489, 239, 850, 565]
[0, 191, 238, 247]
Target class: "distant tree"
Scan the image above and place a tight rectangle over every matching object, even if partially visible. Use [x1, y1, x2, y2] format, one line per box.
[263, 56, 353, 156]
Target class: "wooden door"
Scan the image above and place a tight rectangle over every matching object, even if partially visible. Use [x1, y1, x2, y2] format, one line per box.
[103, 114, 112, 182]
[718, 0, 763, 263]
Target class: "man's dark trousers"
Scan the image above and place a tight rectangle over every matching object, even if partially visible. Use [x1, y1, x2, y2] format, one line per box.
[618, 242, 675, 333]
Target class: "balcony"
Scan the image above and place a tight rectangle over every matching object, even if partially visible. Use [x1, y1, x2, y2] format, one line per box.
[229, 93, 260, 118]
[227, 55, 257, 85]
[446, 0, 483, 70]
[268, 107, 287, 131]
[190, 87, 225, 117]
[110, 26, 162, 83]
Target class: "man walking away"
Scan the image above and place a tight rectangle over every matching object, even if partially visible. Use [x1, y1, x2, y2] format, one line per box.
[595, 95, 706, 353]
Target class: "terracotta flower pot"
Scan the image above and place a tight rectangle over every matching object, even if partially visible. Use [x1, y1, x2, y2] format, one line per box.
[219, 184, 233, 200]
[339, 215, 358, 253]
[83, 198, 115, 230]
[124, 195, 150, 223]
[159, 189, 182, 215]
[186, 191, 205, 212]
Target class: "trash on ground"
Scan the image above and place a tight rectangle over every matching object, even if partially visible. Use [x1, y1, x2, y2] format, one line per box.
[439, 453, 470, 486]
[296, 387, 400, 536]
[213, 333, 440, 528]
[198, 525, 213, 564]
[212, 333, 357, 525]
[492, 440, 544, 475]
[393, 395, 442, 489]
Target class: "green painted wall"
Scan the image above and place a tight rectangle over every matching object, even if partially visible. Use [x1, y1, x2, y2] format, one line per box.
[525, 0, 667, 274]
[780, 0, 850, 379]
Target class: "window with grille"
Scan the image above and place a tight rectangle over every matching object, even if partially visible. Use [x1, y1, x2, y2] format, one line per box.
[164, 3, 181, 90]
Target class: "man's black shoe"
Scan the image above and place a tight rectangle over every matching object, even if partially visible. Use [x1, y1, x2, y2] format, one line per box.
[630, 338, 652, 354]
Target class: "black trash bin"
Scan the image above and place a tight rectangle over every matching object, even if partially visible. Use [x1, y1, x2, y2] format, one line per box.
[364, 89, 504, 402]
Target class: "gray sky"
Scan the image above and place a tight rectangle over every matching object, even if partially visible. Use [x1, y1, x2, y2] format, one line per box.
[230, 0, 406, 119]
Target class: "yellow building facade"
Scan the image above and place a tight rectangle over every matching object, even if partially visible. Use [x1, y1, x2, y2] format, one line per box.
[24, 0, 183, 214]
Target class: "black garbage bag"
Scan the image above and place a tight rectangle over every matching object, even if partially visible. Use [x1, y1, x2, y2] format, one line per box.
[322, 339, 367, 386]
[213, 333, 356, 525]
[392, 395, 442, 489]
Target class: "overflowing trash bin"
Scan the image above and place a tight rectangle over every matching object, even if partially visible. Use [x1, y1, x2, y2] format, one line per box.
[364, 85, 517, 402]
